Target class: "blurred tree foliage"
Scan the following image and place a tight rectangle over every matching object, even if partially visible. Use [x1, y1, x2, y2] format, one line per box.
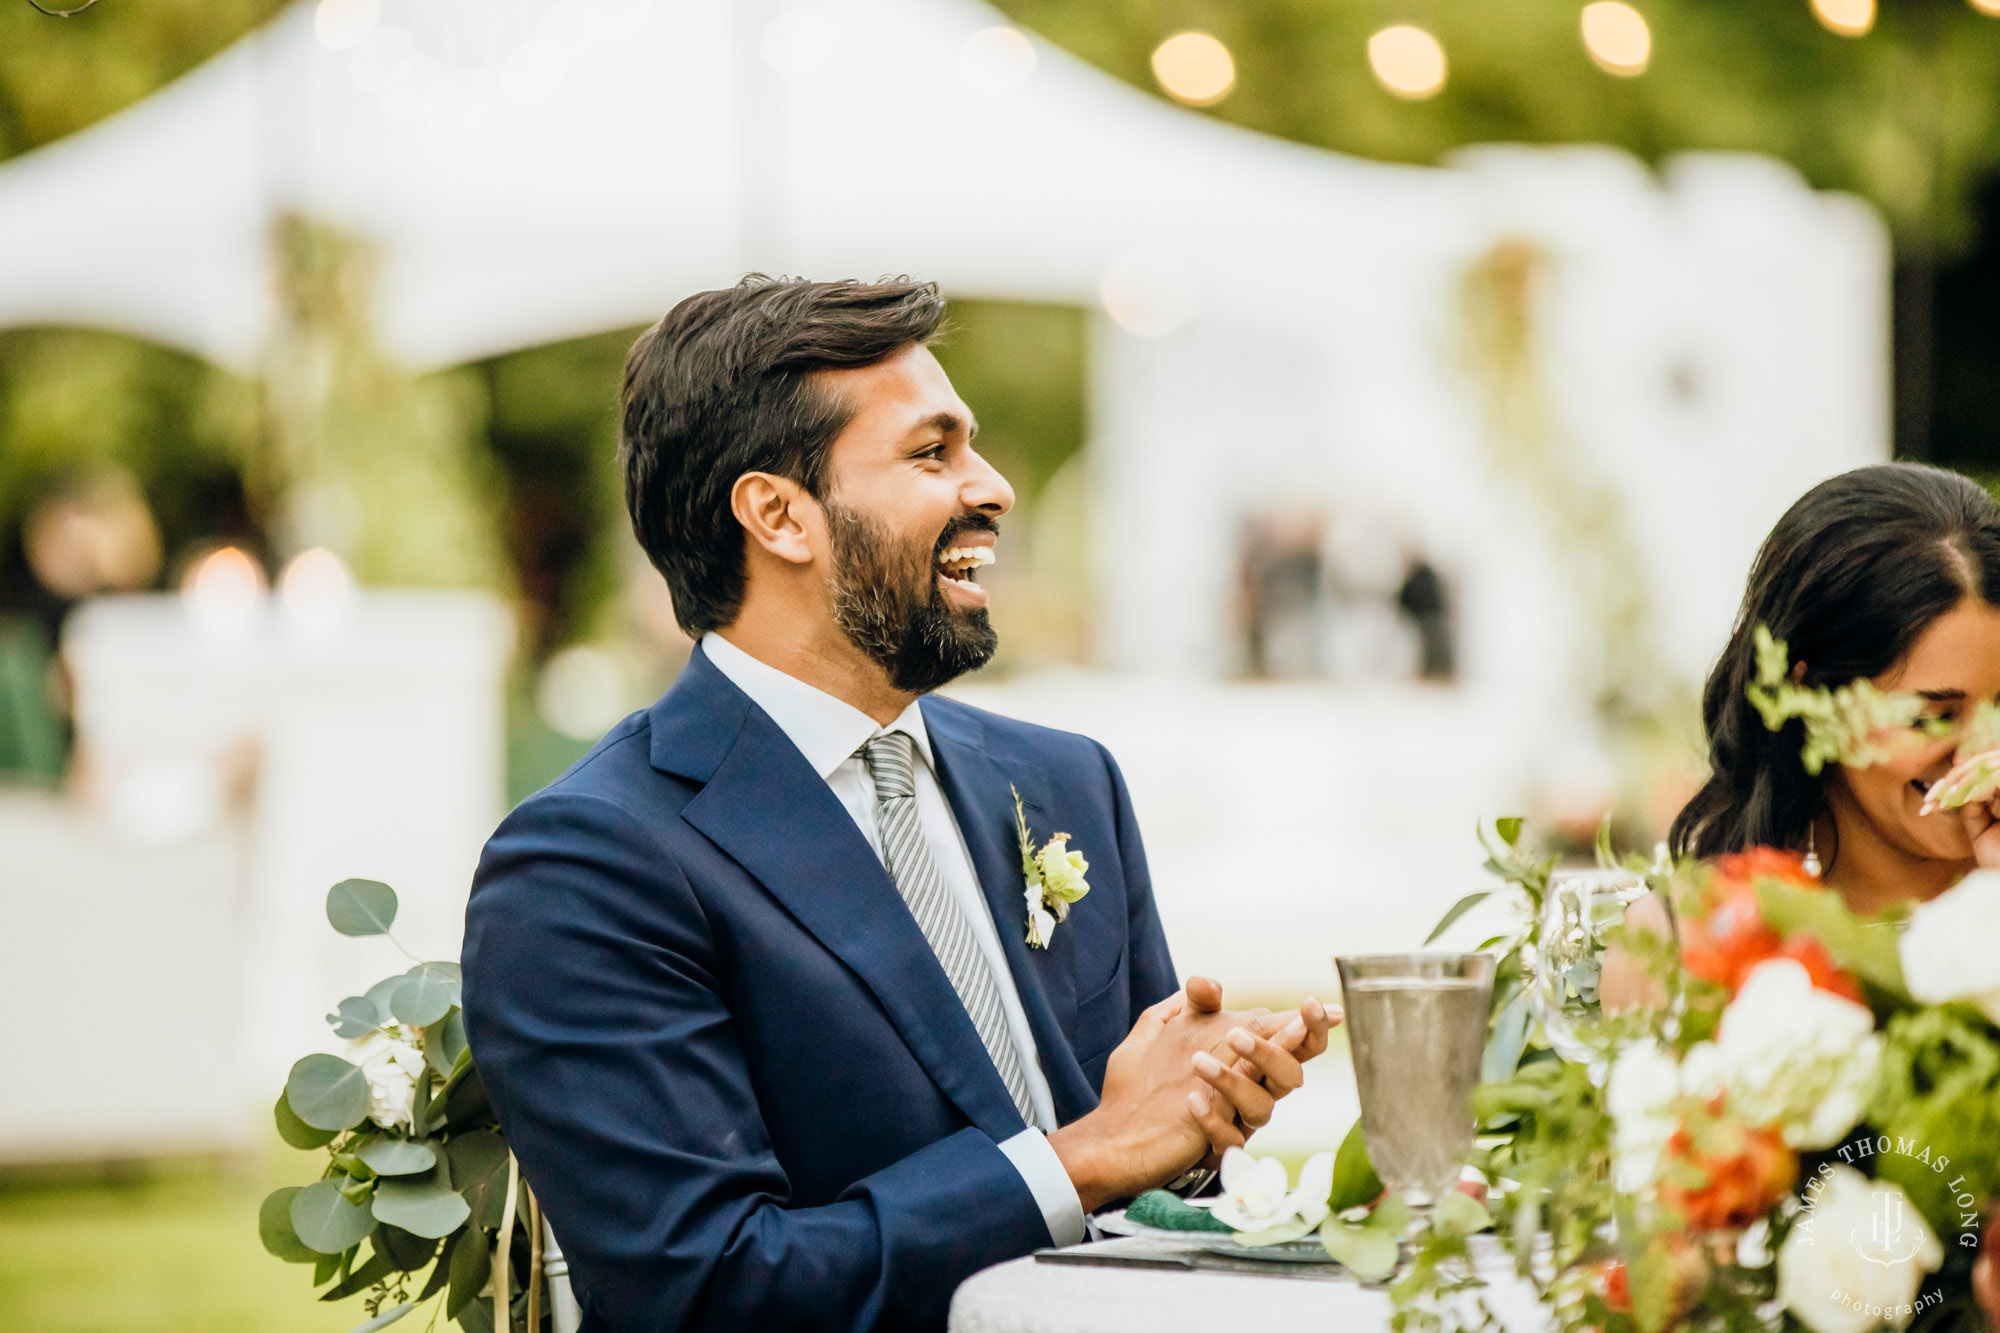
[995, 0, 2000, 256]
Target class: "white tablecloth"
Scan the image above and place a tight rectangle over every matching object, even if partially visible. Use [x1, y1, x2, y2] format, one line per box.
[949, 1234, 1547, 1333]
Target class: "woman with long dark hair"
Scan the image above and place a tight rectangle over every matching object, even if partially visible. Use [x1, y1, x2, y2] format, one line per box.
[1672, 461, 2000, 914]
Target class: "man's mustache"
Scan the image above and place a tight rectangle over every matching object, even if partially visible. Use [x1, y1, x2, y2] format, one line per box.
[932, 512, 999, 558]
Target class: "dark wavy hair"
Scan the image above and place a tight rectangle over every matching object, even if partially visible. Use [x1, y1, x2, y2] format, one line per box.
[619, 275, 946, 636]
[1671, 463, 2000, 861]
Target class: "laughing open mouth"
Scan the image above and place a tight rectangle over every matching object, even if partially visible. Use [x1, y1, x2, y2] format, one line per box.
[937, 545, 995, 592]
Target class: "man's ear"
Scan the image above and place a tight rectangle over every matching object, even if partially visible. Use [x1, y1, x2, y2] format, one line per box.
[731, 471, 818, 566]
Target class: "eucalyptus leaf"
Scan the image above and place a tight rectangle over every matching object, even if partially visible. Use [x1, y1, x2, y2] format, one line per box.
[364, 975, 405, 1024]
[419, 1231, 460, 1303]
[275, 1090, 339, 1150]
[439, 1067, 492, 1133]
[358, 1138, 437, 1177]
[1320, 1219, 1400, 1280]
[287, 1054, 369, 1132]
[446, 1220, 492, 1317]
[1432, 1188, 1493, 1239]
[1424, 891, 1491, 947]
[1495, 816, 1523, 847]
[376, 1223, 440, 1272]
[455, 1298, 495, 1333]
[348, 1303, 415, 1333]
[260, 1187, 318, 1263]
[313, 1249, 343, 1286]
[1329, 1119, 1383, 1213]
[328, 879, 399, 936]
[392, 963, 460, 1027]
[320, 1247, 394, 1301]
[328, 996, 384, 1039]
[424, 1010, 468, 1076]
[292, 1178, 377, 1255]
[373, 1169, 472, 1239]
[1482, 992, 1533, 1084]
[448, 1130, 512, 1230]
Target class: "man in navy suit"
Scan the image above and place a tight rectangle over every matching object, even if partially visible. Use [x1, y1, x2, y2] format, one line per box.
[462, 276, 1338, 1332]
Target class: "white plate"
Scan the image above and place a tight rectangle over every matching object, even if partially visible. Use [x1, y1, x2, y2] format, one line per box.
[1094, 1208, 1338, 1264]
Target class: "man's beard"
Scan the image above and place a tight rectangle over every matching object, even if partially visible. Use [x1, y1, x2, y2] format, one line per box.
[825, 501, 998, 694]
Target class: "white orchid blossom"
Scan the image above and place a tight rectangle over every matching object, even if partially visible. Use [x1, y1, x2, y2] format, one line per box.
[1211, 1148, 1335, 1247]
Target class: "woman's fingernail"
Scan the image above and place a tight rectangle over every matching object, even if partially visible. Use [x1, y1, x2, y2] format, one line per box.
[1193, 1051, 1223, 1077]
[1305, 996, 1324, 1021]
[1187, 1090, 1209, 1115]
[1228, 1028, 1255, 1054]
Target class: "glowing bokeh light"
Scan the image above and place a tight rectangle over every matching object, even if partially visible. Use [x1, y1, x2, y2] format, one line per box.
[1368, 26, 1448, 100]
[1968, 0, 1999, 15]
[1811, 0, 1875, 36]
[1099, 252, 1197, 338]
[958, 26, 1037, 92]
[1150, 32, 1236, 107]
[280, 548, 356, 639]
[181, 546, 268, 646]
[1581, 3, 1651, 75]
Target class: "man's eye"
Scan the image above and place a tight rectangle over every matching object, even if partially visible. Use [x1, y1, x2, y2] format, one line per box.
[916, 443, 945, 461]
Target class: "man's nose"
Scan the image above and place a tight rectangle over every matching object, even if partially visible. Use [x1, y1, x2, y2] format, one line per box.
[959, 447, 1015, 517]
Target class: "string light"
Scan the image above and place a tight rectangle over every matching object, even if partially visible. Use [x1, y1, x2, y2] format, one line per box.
[1811, 0, 1875, 37]
[1581, 2, 1651, 75]
[1151, 32, 1236, 106]
[1368, 25, 1448, 100]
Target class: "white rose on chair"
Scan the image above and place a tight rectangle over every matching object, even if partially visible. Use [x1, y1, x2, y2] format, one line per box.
[1899, 870, 2000, 1024]
[1778, 1166, 1942, 1333]
[345, 1027, 429, 1131]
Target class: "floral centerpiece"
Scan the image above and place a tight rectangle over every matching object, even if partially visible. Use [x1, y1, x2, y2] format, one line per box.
[258, 879, 551, 1333]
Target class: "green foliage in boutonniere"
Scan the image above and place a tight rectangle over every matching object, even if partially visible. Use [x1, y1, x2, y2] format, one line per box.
[1012, 784, 1090, 949]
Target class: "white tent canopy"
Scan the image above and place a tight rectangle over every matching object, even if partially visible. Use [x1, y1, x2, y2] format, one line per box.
[0, 0, 1888, 692]
[0, 0, 1459, 370]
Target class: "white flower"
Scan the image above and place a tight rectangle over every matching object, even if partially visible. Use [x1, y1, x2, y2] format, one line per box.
[1211, 1148, 1335, 1246]
[346, 1028, 428, 1131]
[1023, 882, 1057, 951]
[1778, 1167, 1942, 1333]
[1900, 869, 2000, 1024]
[1035, 836, 1090, 905]
[1712, 959, 1881, 1149]
[1737, 1217, 1774, 1269]
[1606, 1039, 1683, 1192]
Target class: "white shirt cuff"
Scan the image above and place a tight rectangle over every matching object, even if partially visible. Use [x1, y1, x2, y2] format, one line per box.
[997, 1128, 1087, 1247]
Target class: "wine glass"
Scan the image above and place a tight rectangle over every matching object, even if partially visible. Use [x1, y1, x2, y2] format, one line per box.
[1533, 867, 1649, 1068]
[1335, 952, 1496, 1230]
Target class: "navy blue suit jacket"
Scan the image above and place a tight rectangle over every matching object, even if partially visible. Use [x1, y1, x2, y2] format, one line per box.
[461, 648, 1177, 1332]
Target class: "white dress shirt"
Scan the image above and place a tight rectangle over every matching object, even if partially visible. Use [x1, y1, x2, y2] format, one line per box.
[700, 633, 1087, 1246]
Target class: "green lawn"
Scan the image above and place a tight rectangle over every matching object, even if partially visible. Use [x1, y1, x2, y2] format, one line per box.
[0, 1155, 373, 1333]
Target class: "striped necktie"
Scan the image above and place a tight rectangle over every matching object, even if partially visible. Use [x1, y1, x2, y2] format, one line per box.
[862, 731, 1038, 1127]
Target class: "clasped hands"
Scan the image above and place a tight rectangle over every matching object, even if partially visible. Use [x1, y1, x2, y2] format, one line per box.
[1046, 976, 1342, 1213]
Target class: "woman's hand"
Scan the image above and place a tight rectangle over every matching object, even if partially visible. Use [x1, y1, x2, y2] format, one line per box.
[1954, 788, 2000, 869]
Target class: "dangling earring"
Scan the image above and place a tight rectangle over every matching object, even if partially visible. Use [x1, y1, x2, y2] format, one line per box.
[1803, 823, 1822, 879]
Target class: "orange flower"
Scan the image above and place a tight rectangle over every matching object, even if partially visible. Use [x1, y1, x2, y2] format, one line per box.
[1659, 1120, 1796, 1232]
[1598, 1258, 1632, 1314]
[1676, 848, 1861, 1001]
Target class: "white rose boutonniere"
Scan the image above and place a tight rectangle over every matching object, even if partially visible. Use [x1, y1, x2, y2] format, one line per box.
[1013, 785, 1090, 949]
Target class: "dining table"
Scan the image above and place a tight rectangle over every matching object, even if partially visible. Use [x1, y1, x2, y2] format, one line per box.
[947, 1227, 1549, 1333]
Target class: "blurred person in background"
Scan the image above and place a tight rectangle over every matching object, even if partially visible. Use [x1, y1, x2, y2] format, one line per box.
[461, 276, 1337, 1333]
[0, 467, 161, 783]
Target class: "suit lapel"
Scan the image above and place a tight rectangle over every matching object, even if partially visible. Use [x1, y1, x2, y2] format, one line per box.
[660, 653, 1026, 1140]
[923, 698, 1100, 1125]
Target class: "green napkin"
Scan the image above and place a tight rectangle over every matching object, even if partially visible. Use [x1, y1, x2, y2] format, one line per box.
[1122, 1190, 1234, 1234]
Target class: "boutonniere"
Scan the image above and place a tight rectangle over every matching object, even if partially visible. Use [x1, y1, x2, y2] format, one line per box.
[1012, 785, 1090, 949]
